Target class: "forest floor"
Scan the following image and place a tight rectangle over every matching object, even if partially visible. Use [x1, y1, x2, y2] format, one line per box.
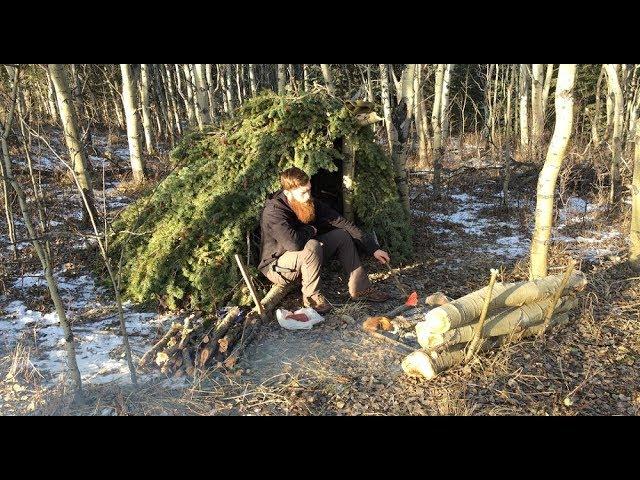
[1, 131, 638, 416]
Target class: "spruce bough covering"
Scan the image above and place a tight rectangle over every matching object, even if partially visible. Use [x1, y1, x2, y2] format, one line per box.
[110, 91, 412, 311]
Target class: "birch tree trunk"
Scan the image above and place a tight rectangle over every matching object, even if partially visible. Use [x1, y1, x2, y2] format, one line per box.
[440, 64, 454, 141]
[236, 64, 244, 105]
[631, 118, 640, 270]
[48, 64, 98, 225]
[380, 64, 395, 155]
[519, 64, 530, 156]
[277, 64, 286, 95]
[205, 64, 217, 121]
[503, 64, 516, 208]
[415, 65, 429, 168]
[139, 64, 155, 155]
[432, 64, 445, 195]
[45, 68, 60, 124]
[303, 64, 311, 91]
[320, 64, 336, 95]
[604, 64, 623, 204]
[542, 64, 554, 119]
[178, 64, 197, 126]
[193, 64, 211, 129]
[530, 64, 577, 279]
[163, 64, 182, 135]
[249, 63, 258, 96]
[592, 66, 605, 145]
[223, 64, 235, 116]
[120, 64, 145, 183]
[531, 64, 545, 159]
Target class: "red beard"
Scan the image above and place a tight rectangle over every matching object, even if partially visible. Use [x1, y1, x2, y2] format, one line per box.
[289, 198, 316, 224]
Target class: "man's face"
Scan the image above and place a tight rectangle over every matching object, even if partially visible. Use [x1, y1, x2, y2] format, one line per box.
[286, 182, 312, 203]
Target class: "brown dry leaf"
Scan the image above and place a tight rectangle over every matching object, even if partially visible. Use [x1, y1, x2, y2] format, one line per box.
[363, 316, 393, 332]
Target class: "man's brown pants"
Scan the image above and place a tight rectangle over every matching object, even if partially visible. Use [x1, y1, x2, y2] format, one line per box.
[262, 229, 372, 299]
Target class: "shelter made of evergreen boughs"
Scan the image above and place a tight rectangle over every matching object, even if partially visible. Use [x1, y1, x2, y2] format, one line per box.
[110, 90, 413, 312]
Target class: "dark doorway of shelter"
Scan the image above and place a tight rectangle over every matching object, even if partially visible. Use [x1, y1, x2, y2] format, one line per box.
[311, 138, 344, 214]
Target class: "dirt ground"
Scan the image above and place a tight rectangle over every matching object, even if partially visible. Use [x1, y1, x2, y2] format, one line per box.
[1, 131, 638, 416]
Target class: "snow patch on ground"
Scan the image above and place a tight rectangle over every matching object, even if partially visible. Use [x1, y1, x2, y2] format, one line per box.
[2, 269, 183, 386]
[412, 191, 623, 263]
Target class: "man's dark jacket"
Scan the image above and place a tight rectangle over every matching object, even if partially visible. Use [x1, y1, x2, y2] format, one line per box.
[258, 190, 379, 272]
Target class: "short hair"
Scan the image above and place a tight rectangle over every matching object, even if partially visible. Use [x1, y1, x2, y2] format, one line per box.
[280, 167, 310, 191]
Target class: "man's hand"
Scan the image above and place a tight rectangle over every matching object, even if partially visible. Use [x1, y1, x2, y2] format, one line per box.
[373, 249, 390, 264]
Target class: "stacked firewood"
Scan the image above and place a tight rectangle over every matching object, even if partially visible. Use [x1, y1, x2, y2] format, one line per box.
[402, 270, 588, 381]
[139, 283, 295, 376]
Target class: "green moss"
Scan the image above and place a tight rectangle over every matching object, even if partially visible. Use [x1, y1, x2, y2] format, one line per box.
[109, 90, 412, 311]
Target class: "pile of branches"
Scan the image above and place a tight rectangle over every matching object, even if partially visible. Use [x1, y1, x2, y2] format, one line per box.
[138, 284, 294, 376]
[402, 270, 588, 380]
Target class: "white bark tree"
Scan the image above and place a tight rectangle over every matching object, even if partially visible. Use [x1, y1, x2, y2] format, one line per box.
[531, 64, 545, 159]
[440, 64, 454, 140]
[45, 68, 59, 124]
[193, 64, 211, 129]
[277, 64, 286, 95]
[139, 64, 155, 155]
[604, 64, 623, 204]
[530, 64, 577, 279]
[48, 64, 98, 224]
[432, 64, 445, 194]
[120, 64, 145, 183]
[631, 118, 640, 270]
[542, 64, 554, 119]
[249, 64, 258, 96]
[519, 64, 530, 156]
[320, 64, 336, 95]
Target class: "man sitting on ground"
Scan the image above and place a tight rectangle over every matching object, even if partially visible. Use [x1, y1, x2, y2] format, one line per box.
[258, 167, 391, 314]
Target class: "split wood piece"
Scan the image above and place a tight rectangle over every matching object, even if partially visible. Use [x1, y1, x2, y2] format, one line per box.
[404, 314, 570, 381]
[421, 271, 587, 334]
[465, 268, 499, 362]
[197, 306, 241, 368]
[363, 316, 393, 332]
[425, 292, 451, 307]
[235, 254, 264, 316]
[139, 322, 182, 367]
[418, 296, 577, 350]
[539, 260, 576, 334]
[218, 322, 244, 354]
[177, 313, 199, 350]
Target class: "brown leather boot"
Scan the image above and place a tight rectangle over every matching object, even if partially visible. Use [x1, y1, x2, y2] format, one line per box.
[303, 293, 333, 314]
[352, 287, 391, 303]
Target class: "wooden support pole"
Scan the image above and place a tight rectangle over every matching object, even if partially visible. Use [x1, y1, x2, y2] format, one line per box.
[539, 259, 576, 335]
[235, 253, 264, 316]
[465, 268, 499, 362]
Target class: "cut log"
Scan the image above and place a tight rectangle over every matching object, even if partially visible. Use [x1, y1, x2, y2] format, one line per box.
[139, 322, 182, 367]
[425, 292, 451, 307]
[196, 307, 240, 368]
[418, 296, 577, 350]
[218, 322, 244, 353]
[465, 268, 499, 362]
[421, 271, 587, 334]
[404, 314, 570, 380]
